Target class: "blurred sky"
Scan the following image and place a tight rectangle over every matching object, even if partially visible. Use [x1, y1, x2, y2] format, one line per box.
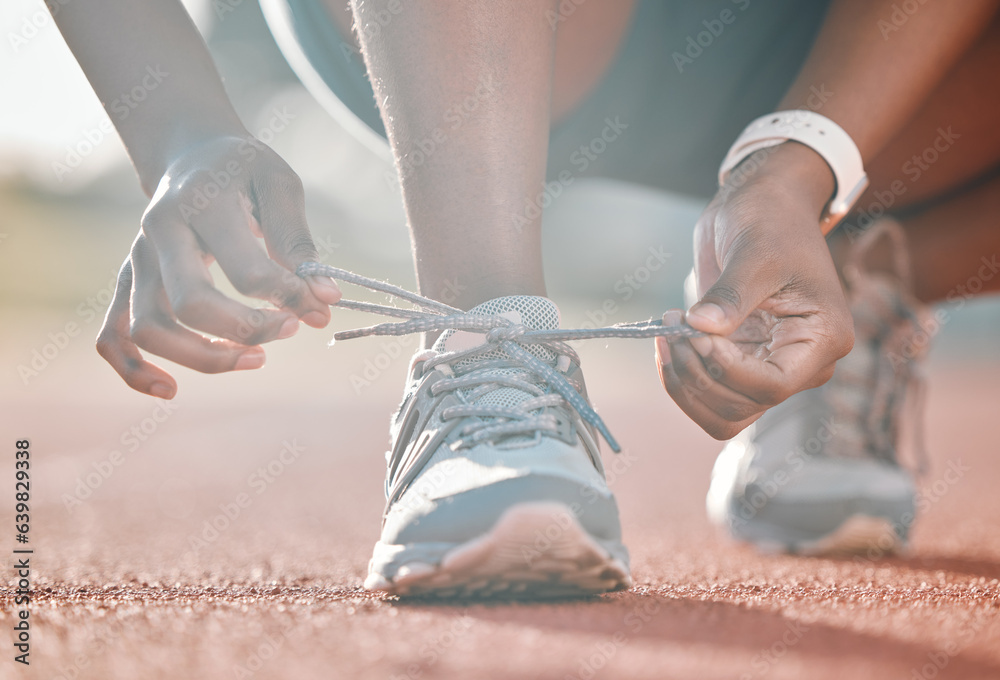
[0, 0, 219, 188]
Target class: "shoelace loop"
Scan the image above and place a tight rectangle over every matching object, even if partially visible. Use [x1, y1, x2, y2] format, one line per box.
[297, 262, 703, 452]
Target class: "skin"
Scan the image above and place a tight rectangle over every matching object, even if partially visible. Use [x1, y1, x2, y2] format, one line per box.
[51, 0, 1000, 442]
[51, 0, 341, 400]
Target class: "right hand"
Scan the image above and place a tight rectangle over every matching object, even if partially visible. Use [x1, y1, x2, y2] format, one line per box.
[656, 143, 854, 439]
[97, 135, 341, 399]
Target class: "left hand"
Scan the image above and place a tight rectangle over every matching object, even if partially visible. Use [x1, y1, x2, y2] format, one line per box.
[657, 143, 855, 440]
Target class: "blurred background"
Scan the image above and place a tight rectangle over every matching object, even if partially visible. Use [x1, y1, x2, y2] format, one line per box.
[2, 0, 999, 563]
[0, 0, 709, 584]
[2, 5, 1000, 677]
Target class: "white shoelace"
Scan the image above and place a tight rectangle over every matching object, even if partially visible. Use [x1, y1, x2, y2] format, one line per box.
[298, 262, 702, 452]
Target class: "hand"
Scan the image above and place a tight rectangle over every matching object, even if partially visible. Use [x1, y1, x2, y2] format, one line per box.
[96, 135, 341, 399]
[656, 143, 854, 439]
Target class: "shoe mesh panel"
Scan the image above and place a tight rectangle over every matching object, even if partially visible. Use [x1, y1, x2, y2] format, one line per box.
[432, 296, 560, 414]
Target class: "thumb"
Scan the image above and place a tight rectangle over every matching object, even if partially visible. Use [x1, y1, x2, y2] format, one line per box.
[253, 172, 341, 306]
[686, 255, 774, 336]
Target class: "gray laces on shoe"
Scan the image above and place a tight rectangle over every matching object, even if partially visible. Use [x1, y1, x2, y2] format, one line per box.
[834, 219, 929, 475]
[297, 262, 703, 452]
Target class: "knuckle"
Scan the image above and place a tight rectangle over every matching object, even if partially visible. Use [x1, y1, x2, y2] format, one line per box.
[257, 167, 305, 202]
[835, 325, 855, 358]
[280, 230, 318, 263]
[128, 315, 160, 349]
[230, 263, 275, 297]
[139, 206, 165, 235]
[754, 384, 789, 407]
[704, 420, 741, 441]
[717, 401, 759, 423]
[705, 283, 743, 311]
[95, 332, 116, 361]
[704, 358, 728, 382]
[170, 288, 209, 326]
[807, 364, 837, 390]
[197, 357, 238, 375]
[274, 169, 305, 197]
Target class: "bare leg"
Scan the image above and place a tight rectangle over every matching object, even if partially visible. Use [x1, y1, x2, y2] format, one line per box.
[336, 1, 633, 316]
[343, 1, 631, 313]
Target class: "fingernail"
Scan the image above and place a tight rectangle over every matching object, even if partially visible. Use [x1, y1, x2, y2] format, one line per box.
[308, 276, 341, 302]
[301, 310, 328, 328]
[655, 337, 672, 365]
[687, 303, 725, 327]
[689, 335, 713, 358]
[309, 275, 338, 291]
[235, 348, 266, 371]
[661, 310, 683, 327]
[150, 382, 175, 399]
[278, 317, 299, 339]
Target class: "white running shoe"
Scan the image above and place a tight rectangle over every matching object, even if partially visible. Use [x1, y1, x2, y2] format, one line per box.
[707, 219, 931, 555]
[365, 295, 632, 597]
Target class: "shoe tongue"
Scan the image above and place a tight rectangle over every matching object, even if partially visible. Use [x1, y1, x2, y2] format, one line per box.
[432, 295, 560, 356]
[431, 295, 561, 414]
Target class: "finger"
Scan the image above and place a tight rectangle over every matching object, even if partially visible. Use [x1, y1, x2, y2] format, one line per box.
[141, 206, 298, 344]
[657, 352, 760, 440]
[250, 166, 341, 309]
[129, 235, 268, 374]
[95, 255, 177, 399]
[686, 236, 779, 336]
[654, 309, 685, 371]
[667, 336, 769, 423]
[687, 328, 839, 406]
[191, 191, 331, 328]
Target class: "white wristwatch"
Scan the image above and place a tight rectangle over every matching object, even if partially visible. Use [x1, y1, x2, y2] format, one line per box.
[718, 110, 869, 235]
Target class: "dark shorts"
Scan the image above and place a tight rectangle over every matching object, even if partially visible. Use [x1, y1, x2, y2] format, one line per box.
[264, 0, 831, 199]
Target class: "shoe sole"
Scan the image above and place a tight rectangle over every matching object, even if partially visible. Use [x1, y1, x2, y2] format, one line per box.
[712, 493, 913, 556]
[746, 514, 909, 556]
[366, 501, 632, 599]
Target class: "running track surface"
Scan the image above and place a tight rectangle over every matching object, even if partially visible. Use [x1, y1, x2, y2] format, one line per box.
[2, 313, 999, 680]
